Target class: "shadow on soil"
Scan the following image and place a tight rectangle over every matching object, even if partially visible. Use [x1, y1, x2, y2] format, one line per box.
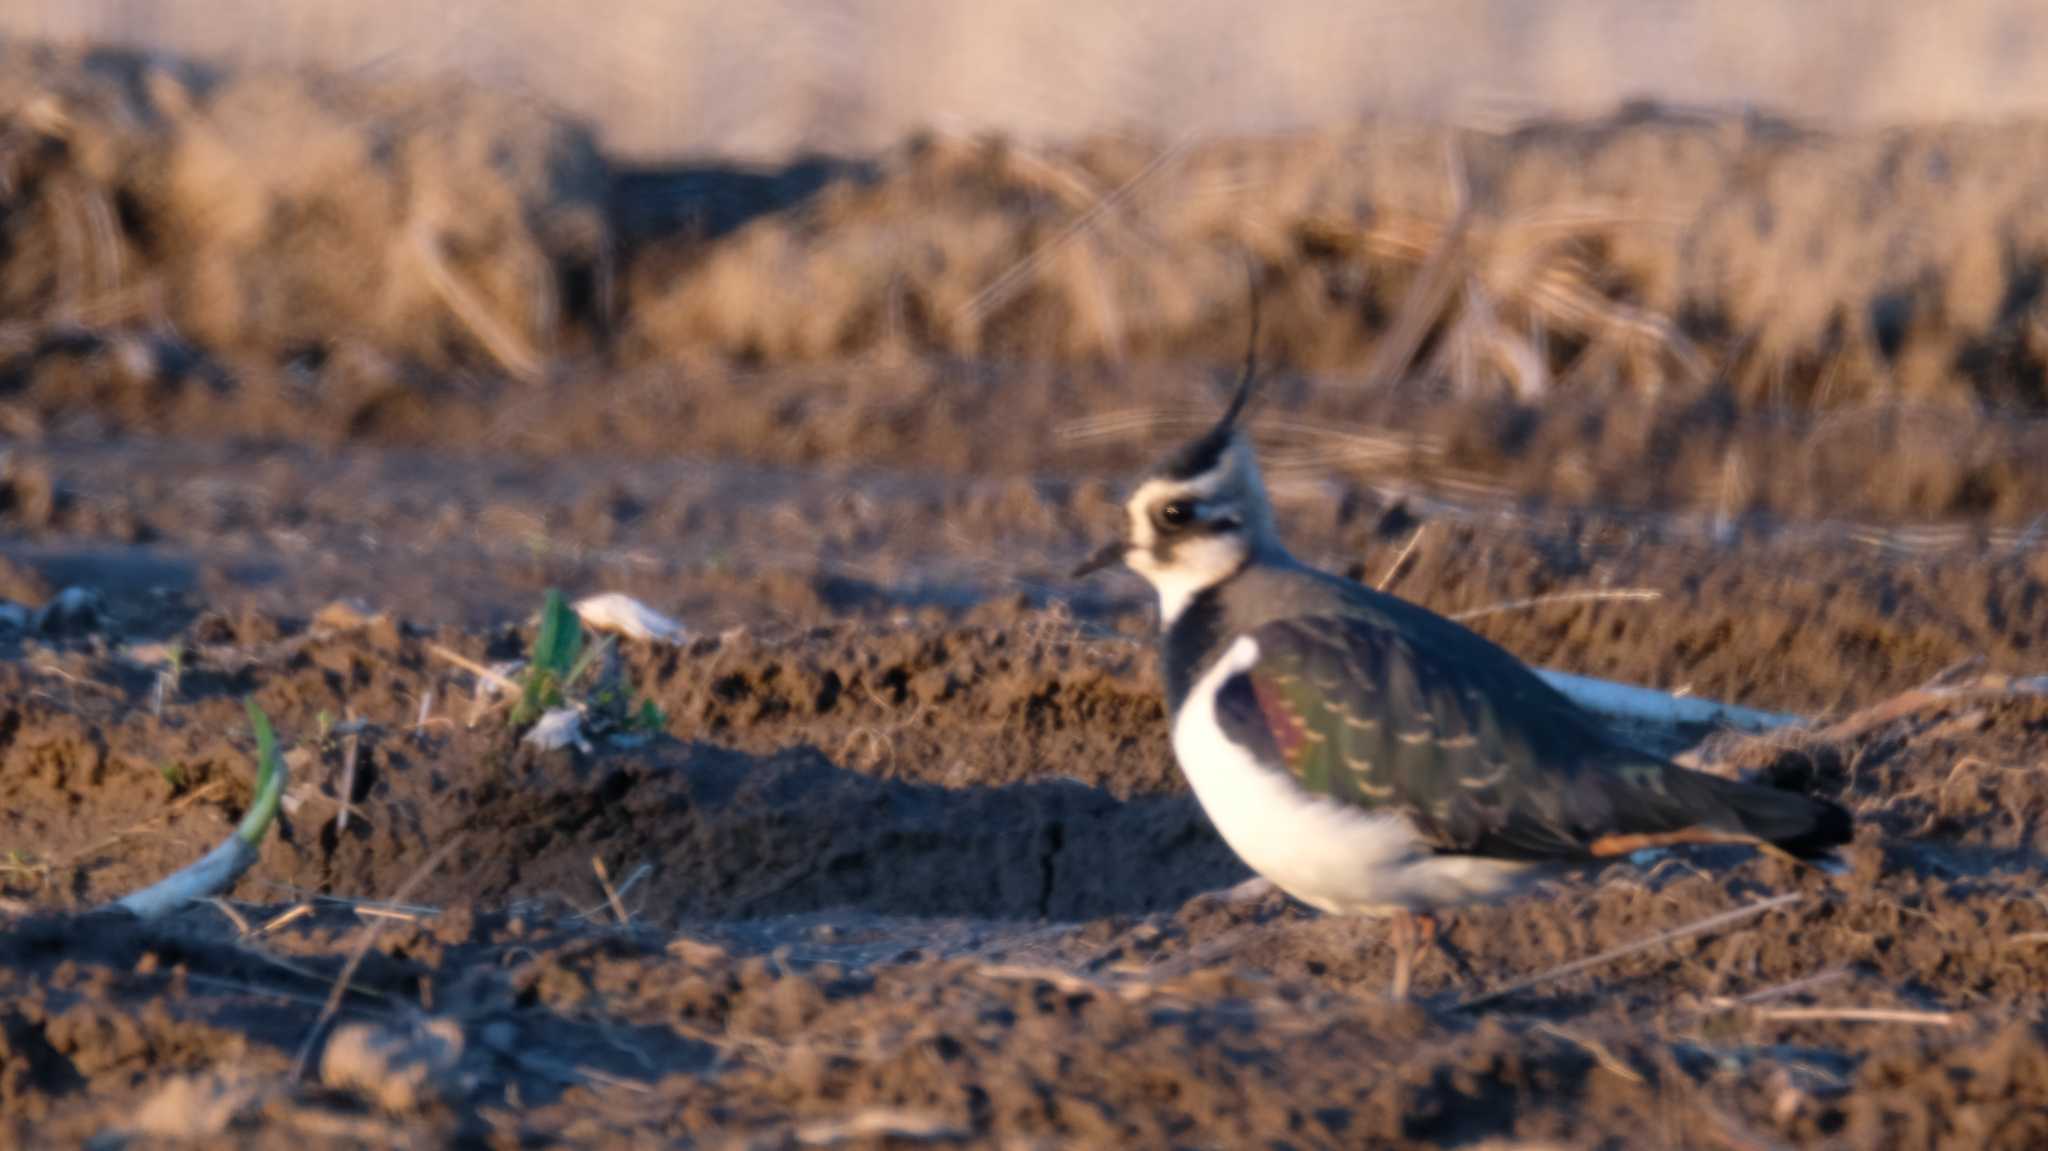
[458, 739, 1246, 923]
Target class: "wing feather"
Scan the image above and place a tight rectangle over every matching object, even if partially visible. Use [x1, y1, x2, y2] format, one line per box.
[1211, 613, 1800, 860]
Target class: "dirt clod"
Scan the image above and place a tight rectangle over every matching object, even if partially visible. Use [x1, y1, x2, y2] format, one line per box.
[319, 1019, 465, 1113]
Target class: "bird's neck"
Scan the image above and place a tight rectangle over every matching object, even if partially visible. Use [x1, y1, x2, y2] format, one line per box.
[1147, 532, 1290, 628]
[1156, 547, 1320, 708]
[1160, 584, 1230, 713]
[1149, 563, 1235, 630]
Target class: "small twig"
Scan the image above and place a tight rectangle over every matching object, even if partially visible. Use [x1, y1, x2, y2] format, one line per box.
[261, 888, 442, 918]
[592, 856, 630, 926]
[425, 644, 523, 696]
[1459, 893, 1802, 1010]
[409, 219, 544, 384]
[233, 947, 396, 1002]
[1533, 1021, 1643, 1082]
[1700, 968, 1849, 1012]
[256, 903, 315, 937]
[1815, 675, 2048, 744]
[185, 973, 376, 1013]
[575, 861, 651, 921]
[570, 1065, 654, 1095]
[1748, 1006, 1956, 1027]
[335, 723, 361, 834]
[27, 661, 123, 699]
[785, 1108, 969, 1147]
[207, 898, 252, 935]
[1452, 588, 1663, 622]
[1922, 656, 1988, 690]
[1376, 526, 1427, 592]
[611, 862, 652, 903]
[289, 834, 466, 1082]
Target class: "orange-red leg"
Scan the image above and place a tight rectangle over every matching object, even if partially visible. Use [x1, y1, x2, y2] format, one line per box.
[1388, 911, 1439, 1000]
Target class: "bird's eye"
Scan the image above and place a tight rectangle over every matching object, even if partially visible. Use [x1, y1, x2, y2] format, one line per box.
[1157, 500, 1196, 529]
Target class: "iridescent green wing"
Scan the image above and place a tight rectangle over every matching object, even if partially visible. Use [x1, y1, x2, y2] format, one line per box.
[1214, 614, 1704, 859]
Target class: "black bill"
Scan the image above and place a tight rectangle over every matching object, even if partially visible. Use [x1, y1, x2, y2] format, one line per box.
[1071, 540, 1127, 578]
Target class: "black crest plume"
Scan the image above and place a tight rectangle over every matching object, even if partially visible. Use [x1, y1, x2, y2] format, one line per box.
[1161, 260, 1263, 481]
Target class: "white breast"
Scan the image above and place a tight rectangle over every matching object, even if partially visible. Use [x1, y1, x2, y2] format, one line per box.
[1171, 635, 1536, 916]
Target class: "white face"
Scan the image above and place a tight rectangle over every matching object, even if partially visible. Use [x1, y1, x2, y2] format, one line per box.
[1121, 472, 1251, 626]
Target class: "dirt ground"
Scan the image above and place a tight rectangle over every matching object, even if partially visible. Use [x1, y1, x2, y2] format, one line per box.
[2, 47, 2048, 1151]
[3, 433, 2047, 1150]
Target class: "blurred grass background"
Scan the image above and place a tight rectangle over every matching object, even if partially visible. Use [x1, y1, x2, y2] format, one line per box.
[7, 1, 2048, 160]
[7, 0, 2048, 526]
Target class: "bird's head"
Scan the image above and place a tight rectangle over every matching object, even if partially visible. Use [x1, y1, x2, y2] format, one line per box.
[1073, 296, 1281, 624]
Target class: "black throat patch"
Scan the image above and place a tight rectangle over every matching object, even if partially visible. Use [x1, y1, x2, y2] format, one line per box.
[1161, 586, 1229, 712]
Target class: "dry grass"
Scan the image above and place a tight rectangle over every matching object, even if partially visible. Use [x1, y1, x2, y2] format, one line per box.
[10, 42, 2048, 425]
[1302, 199, 1709, 399]
[9, 29, 2048, 527]
[624, 114, 2048, 412]
[0, 45, 606, 377]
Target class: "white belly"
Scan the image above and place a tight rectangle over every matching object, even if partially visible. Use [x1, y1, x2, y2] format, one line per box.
[1171, 635, 1535, 916]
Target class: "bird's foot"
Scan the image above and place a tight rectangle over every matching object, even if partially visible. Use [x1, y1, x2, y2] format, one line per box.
[1387, 912, 1443, 1001]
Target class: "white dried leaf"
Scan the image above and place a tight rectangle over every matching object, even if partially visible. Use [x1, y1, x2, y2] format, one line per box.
[574, 593, 685, 644]
[522, 707, 587, 752]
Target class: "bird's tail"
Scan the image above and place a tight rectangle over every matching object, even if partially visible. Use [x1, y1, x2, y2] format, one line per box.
[1588, 759, 1855, 862]
[1699, 772, 1853, 859]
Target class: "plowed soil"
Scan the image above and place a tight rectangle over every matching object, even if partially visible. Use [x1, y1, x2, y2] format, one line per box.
[1, 432, 2046, 1149]
[2, 46, 2048, 1151]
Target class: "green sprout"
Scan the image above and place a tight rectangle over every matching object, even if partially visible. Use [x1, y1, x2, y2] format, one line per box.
[239, 700, 287, 848]
[514, 589, 584, 728]
[505, 590, 672, 745]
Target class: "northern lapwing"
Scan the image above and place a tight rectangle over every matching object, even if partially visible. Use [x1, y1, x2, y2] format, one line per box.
[1074, 356, 1851, 1000]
